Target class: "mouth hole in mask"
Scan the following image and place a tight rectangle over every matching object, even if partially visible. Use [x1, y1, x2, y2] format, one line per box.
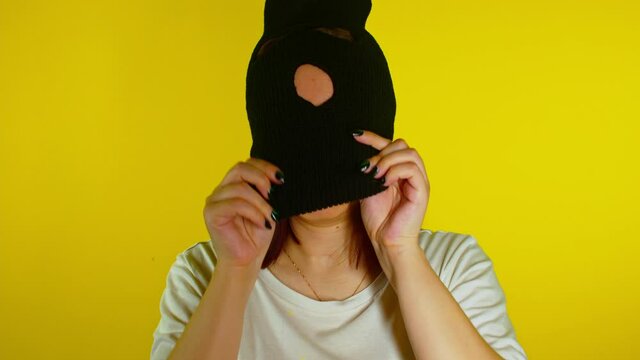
[294, 63, 334, 107]
[256, 27, 353, 107]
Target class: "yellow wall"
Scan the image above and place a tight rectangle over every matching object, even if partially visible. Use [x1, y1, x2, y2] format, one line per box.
[1, 0, 638, 358]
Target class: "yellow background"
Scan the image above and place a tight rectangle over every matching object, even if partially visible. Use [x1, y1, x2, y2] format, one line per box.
[1, 0, 638, 359]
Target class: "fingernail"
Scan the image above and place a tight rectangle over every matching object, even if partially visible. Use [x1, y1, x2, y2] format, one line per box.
[271, 209, 280, 222]
[352, 129, 363, 137]
[268, 184, 273, 199]
[372, 166, 379, 177]
[264, 218, 272, 230]
[379, 176, 386, 186]
[276, 170, 285, 184]
[359, 159, 370, 172]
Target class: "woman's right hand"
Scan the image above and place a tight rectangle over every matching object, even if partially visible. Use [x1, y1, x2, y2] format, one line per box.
[203, 158, 283, 271]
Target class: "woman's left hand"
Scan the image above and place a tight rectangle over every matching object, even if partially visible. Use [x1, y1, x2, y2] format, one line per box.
[354, 130, 430, 279]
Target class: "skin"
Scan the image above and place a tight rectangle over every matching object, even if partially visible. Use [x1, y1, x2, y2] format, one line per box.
[168, 51, 502, 360]
[268, 201, 383, 301]
[294, 63, 334, 107]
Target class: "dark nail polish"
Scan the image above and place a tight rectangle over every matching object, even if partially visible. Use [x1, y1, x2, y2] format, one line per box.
[352, 129, 363, 137]
[372, 166, 379, 176]
[359, 159, 370, 172]
[276, 170, 285, 184]
[268, 184, 273, 199]
[264, 218, 272, 230]
[271, 209, 280, 222]
[379, 176, 386, 185]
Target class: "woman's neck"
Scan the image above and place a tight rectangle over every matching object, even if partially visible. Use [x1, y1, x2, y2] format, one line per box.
[285, 205, 356, 272]
[267, 204, 384, 301]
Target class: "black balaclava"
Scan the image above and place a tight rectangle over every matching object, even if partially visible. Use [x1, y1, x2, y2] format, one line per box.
[246, 0, 396, 220]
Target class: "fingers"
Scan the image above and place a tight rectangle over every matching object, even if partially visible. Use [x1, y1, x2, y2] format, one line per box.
[210, 181, 275, 224]
[218, 159, 284, 201]
[245, 157, 285, 186]
[360, 138, 409, 175]
[364, 147, 428, 185]
[352, 129, 392, 151]
[378, 162, 428, 203]
[354, 132, 430, 194]
[206, 196, 272, 231]
[208, 158, 285, 230]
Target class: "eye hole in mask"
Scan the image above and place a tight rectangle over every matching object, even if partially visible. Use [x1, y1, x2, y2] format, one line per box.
[256, 27, 353, 58]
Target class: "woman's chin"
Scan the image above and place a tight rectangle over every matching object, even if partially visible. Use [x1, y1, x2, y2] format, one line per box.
[298, 201, 354, 221]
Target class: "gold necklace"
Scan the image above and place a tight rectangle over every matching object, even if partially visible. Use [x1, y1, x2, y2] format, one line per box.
[282, 247, 368, 302]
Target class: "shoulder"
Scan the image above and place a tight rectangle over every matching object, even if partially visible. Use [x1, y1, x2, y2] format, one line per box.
[418, 229, 528, 359]
[417, 229, 491, 288]
[181, 240, 217, 274]
[165, 240, 217, 296]
[151, 240, 218, 359]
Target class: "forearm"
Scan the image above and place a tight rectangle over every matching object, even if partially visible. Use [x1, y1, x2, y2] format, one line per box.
[168, 263, 258, 360]
[389, 245, 502, 360]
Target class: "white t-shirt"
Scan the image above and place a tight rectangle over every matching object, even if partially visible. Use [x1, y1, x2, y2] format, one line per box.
[151, 229, 527, 360]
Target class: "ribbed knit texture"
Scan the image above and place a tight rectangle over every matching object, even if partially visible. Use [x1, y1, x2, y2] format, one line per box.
[245, 0, 396, 220]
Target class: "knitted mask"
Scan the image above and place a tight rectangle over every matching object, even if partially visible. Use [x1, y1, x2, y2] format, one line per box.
[246, 0, 396, 220]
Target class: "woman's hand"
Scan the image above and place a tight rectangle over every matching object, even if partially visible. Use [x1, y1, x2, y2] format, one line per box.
[203, 158, 283, 272]
[353, 130, 430, 281]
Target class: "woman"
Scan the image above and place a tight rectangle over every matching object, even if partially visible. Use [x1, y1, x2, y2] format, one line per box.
[151, 1, 527, 359]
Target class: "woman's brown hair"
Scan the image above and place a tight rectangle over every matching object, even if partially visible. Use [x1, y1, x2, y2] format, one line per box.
[261, 200, 380, 277]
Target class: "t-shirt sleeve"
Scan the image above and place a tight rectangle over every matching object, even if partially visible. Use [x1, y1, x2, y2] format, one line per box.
[150, 253, 205, 360]
[444, 234, 528, 360]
